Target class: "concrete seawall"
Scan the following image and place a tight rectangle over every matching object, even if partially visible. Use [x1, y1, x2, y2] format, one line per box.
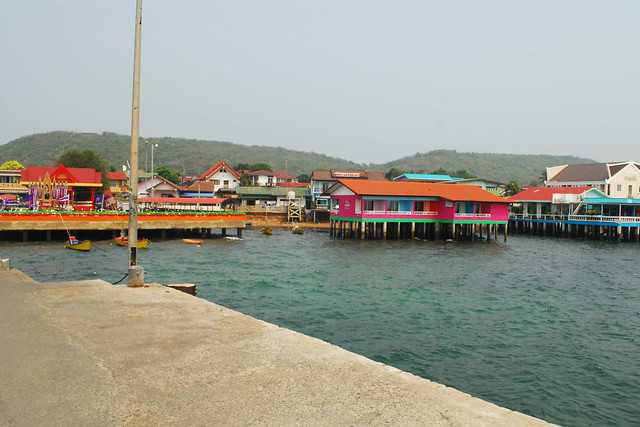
[0, 269, 553, 426]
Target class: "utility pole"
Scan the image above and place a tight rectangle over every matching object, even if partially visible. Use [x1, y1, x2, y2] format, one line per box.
[127, 0, 144, 287]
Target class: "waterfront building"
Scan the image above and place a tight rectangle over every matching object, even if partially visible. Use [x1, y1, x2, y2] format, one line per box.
[545, 161, 640, 198]
[20, 165, 102, 211]
[393, 173, 459, 183]
[247, 170, 297, 187]
[394, 174, 506, 195]
[510, 186, 640, 240]
[138, 197, 227, 212]
[106, 171, 129, 197]
[310, 169, 386, 215]
[0, 168, 28, 205]
[236, 186, 306, 210]
[137, 176, 180, 198]
[326, 179, 509, 240]
[448, 178, 506, 195]
[195, 161, 241, 193]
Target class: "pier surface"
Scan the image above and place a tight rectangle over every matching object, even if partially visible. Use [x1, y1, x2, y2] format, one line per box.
[0, 269, 551, 426]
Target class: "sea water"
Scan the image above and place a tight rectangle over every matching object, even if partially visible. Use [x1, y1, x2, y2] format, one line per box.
[3, 231, 639, 426]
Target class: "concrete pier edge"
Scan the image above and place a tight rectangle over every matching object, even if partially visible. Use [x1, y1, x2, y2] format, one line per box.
[0, 267, 553, 426]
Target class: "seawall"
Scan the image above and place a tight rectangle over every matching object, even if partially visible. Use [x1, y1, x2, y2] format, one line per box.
[0, 267, 552, 426]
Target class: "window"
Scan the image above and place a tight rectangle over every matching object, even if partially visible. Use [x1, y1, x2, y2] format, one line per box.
[213, 179, 220, 185]
[364, 200, 374, 211]
[617, 184, 622, 192]
[223, 180, 229, 188]
[388, 200, 399, 211]
[415, 201, 425, 211]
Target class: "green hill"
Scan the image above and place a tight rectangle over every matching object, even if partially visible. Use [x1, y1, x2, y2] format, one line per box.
[381, 150, 594, 184]
[0, 131, 362, 177]
[0, 131, 593, 184]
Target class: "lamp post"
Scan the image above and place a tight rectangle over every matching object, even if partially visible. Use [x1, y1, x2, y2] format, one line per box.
[150, 142, 158, 179]
[127, 0, 144, 287]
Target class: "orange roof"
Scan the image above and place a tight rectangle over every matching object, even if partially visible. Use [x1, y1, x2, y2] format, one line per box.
[198, 161, 240, 181]
[509, 186, 591, 202]
[334, 179, 509, 203]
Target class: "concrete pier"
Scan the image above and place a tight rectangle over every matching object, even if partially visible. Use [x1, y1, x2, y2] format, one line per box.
[0, 269, 551, 426]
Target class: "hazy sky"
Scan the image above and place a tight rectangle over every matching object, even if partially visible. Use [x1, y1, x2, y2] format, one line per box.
[2, 1, 639, 163]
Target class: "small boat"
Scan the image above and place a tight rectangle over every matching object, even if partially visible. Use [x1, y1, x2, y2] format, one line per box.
[291, 226, 304, 235]
[65, 237, 92, 252]
[182, 238, 203, 245]
[261, 227, 273, 236]
[224, 236, 241, 241]
[114, 236, 150, 249]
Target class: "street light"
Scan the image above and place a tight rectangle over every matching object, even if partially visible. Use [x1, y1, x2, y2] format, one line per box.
[150, 142, 158, 179]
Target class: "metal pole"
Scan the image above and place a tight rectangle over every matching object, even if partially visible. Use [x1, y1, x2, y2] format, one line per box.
[127, 0, 144, 287]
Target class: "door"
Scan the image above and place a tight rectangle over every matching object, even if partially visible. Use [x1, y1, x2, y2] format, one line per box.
[355, 199, 361, 214]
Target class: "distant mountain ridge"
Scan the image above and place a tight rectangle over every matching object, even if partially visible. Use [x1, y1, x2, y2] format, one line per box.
[0, 131, 594, 184]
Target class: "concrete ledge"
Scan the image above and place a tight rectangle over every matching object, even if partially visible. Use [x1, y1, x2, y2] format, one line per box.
[0, 269, 552, 426]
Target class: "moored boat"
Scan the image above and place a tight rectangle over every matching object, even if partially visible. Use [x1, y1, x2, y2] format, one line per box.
[114, 236, 150, 249]
[291, 226, 304, 235]
[182, 238, 203, 245]
[261, 227, 273, 236]
[65, 239, 92, 252]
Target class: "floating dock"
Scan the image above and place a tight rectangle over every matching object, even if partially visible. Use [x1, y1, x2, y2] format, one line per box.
[0, 266, 551, 426]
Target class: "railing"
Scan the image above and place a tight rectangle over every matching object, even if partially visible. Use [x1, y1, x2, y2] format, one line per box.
[454, 213, 491, 218]
[510, 213, 640, 223]
[361, 210, 438, 216]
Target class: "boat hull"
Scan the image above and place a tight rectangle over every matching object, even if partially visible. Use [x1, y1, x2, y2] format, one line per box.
[114, 237, 150, 249]
[65, 240, 92, 252]
[182, 239, 203, 245]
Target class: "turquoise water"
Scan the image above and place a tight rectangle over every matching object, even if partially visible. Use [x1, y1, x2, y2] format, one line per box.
[2, 231, 639, 426]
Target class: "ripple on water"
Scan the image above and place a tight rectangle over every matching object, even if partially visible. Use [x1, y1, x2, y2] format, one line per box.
[3, 232, 640, 426]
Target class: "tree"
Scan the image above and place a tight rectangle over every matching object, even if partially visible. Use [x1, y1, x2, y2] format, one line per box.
[240, 173, 252, 186]
[504, 181, 521, 196]
[385, 167, 404, 180]
[430, 167, 448, 175]
[249, 163, 272, 171]
[57, 149, 109, 188]
[297, 173, 310, 183]
[0, 160, 24, 170]
[453, 169, 476, 179]
[57, 149, 107, 172]
[156, 165, 181, 183]
[235, 163, 251, 171]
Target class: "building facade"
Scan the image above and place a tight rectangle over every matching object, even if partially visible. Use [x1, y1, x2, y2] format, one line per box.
[545, 162, 640, 198]
[326, 179, 509, 240]
[310, 169, 386, 211]
[196, 161, 241, 193]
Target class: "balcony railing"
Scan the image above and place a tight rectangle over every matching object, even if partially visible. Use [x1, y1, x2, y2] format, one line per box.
[510, 213, 640, 223]
[454, 213, 491, 218]
[362, 210, 438, 216]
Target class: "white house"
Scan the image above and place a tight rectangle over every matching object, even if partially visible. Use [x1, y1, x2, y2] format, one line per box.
[546, 162, 640, 198]
[247, 170, 296, 187]
[137, 176, 180, 198]
[194, 161, 240, 193]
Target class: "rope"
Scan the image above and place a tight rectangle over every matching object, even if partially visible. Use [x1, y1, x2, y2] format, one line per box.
[57, 212, 72, 240]
[112, 273, 129, 285]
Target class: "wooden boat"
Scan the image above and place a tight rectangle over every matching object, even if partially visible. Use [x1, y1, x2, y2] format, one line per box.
[65, 239, 92, 252]
[261, 227, 273, 236]
[291, 226, 304, 235]
[182, 238, 203, 245]
[114, 236, 150, 249]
